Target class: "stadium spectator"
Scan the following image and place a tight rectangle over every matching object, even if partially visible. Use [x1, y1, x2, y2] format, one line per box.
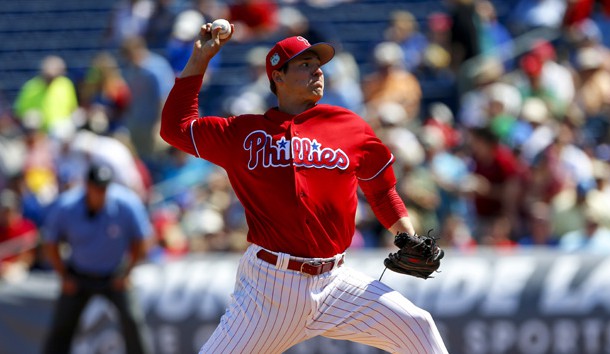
[529, 40, 576, 110]
[19, 112, 59, 208]
[424, 102, 461, 149]
[165, 3, 225, 85]
[447, 0, 480, 72]
[400, 164, 441, 237]
[479, 215, 518, 249]
[0, 189, 38, 282]
[275, 6, 333, 46]
[144, 0, 178, 52]
[562, 0, 610, 29]
[79, 51, 132, 134]
[149, 146, 214, 206]
[507, 0, 567, 35]
[166, 9, 207, 75]
[182, 205, 227, 252]
[178, 167, 246, 253]
[457, 57, 511, 127]
[371, 102, 425, 171]
[193, 0, 229, 24]
[13, 55, 78, 138]
[358, 102, 425, 246]
[518, 201, 558, 246]
[421, 124, 471, 225]
[4, 172, 49, 229]
[541, 119, 597, 237]
[120, 35, 175, 165]
[121, 35, 175, 102]
[398, 129, 443, 234]
[426, 11, 453, 56]
[514, 97, 557, 165]
[59, 129, 149, 201]
[465, 126, 526, 240]
[227, 0, 279, 42]
[521, 141, 566, 208]
[558, 206, 610, 252]
[583, 158, 610, 228]
[318, 50, 365, 115]
[484, 84, 520, 144]
[474, 0, 514, 71]
[565, 18, 610, 66]
[384, 10, 429, 72]
[551, 182, 588, 238]
[418, 12, 458, 111]
[553, 120, 596, 193]
[362, 41, 422, 122]
[437, 213, 477, 251]
[148, 205, 189, 262]
[104, 0, 155, 48]
[222, 45, 273, 115]
[515, 52, 567, 119]
[0, 109, 26, 193]
[572, 46, 610, 144]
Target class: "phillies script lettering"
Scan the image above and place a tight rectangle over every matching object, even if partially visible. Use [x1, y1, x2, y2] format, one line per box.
[243, 130, 349, 170]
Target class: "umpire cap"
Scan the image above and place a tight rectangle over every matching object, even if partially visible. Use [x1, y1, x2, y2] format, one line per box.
[87, 164, 114, 187]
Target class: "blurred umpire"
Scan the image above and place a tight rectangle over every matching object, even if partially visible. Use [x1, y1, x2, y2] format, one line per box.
[42, 164, 152, 354]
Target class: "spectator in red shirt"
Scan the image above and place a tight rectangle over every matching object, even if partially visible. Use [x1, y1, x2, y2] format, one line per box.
[466, 126, 526, 241]
[563, 0, 610, 28]
[0, 189, 38, 281]
[228, 0, 278, 42]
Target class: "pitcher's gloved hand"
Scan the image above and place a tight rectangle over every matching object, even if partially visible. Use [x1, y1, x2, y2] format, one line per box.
[384, 231, 444, 279]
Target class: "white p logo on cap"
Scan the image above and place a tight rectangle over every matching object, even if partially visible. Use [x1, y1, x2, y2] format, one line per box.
[296, 36, 310, 46]
[270, 53, 280, 67]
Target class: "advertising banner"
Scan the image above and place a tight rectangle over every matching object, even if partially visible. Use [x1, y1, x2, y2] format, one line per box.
[0, 249, 608, 354]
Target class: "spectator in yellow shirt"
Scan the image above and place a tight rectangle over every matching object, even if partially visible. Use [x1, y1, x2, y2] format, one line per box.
[13, 55, 78, 135]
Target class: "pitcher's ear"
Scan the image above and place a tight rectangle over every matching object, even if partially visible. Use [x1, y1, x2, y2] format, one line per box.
[272, 71, 283, 83]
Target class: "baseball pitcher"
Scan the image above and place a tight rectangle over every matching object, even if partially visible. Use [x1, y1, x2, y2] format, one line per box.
[160, 21, 448, 354]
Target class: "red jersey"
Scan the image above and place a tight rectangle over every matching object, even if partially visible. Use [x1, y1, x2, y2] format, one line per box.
[473, 144, 522, 217]
[0, 217, 37, 263]
[229, 1, 278, 32]
[161, 76, 397, 257]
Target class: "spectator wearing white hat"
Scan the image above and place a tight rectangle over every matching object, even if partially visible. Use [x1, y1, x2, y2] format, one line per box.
[558, 206, 610, 253]
[362, 41, 423, 122]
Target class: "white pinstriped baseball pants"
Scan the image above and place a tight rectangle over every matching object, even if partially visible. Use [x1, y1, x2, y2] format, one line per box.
[199, 244, 448, 354]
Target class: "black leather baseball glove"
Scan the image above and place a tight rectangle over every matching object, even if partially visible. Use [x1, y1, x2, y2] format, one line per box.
[384, 231, 444, 279]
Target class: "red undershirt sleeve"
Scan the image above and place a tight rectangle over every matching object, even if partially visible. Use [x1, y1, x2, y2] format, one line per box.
[160, 75, 204, 156]
[358, 165, 409, 230]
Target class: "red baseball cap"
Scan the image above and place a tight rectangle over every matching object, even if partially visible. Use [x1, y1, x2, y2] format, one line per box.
[265, 36, 335, 82]
[520, 53, 543, 77]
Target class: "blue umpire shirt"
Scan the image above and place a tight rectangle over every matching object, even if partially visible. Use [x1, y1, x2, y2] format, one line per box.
[43, 183, 152, 276]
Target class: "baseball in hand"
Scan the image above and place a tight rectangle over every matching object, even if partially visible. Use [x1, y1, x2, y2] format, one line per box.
[212, 19, 231, 39]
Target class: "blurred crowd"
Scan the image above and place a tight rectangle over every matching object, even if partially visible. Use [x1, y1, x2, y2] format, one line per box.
[2, 0, 610, 282]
